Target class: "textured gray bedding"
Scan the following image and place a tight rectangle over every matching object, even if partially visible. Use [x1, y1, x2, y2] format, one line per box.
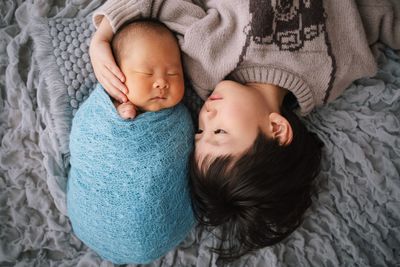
[0, 0, 399, 266]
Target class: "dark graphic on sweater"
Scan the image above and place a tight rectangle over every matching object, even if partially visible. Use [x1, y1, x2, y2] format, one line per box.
[249, 0, 326, 51]
[237, 0, 336, 104]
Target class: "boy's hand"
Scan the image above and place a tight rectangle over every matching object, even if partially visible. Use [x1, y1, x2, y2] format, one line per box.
[89, 18, 128, 103]
[116, 102, 137, 120]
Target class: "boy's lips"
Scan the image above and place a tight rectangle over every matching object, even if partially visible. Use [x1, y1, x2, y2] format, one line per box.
[208, 93, 223, 101]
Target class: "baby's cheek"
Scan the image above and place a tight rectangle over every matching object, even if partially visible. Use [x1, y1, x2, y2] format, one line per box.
[125, 90, 138, 104]
[165, 98, 180, 109]
[127, 93, 147, 110]
[124, 80, 147, 103]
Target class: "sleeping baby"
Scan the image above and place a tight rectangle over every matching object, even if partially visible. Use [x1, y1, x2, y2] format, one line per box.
[67, 20, 195, 264]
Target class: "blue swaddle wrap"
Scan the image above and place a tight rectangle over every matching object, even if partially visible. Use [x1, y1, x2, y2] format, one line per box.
[67, 84, 195, 264]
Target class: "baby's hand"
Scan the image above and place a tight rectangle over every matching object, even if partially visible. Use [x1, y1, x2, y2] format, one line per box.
[116, 102, 137, 120]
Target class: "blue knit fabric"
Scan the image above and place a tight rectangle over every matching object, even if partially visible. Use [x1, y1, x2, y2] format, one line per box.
[67, 84, 195, 264]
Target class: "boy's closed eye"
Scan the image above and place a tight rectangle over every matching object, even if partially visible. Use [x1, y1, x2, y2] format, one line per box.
[214, 129, 227, 134]
[195, 129, 228, 134]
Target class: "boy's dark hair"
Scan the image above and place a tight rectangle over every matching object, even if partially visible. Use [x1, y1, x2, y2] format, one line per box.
[189, 106, 322, 260]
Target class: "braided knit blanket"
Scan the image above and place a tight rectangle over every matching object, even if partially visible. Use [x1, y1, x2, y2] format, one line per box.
[67, 84, 195, 264]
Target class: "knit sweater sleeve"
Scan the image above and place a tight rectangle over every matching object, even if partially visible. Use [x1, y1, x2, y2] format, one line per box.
[92, 0, 251, 99]
[356, 0, 400, 50]
[92, 0, 206, 33]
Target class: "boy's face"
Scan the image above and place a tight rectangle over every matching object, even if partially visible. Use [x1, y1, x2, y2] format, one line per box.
[120, 33, 184, 112]
[195, 81, 273, 161]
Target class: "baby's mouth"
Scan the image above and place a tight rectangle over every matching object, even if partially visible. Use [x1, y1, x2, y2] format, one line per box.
[150, 96, 167, 100]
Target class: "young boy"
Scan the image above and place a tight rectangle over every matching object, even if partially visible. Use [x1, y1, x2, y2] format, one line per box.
[67, 20, 195, 264]
[89, 0, 400, 259]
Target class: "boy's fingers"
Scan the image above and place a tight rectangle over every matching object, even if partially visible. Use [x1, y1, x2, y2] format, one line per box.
[103, 79, 128, 103]
[103, 69, 128, 95]
[110, 78, 129, 95]
[104, 67, 128, 94]
[113, 87, 128, 103]
[108, 64, 125, 83]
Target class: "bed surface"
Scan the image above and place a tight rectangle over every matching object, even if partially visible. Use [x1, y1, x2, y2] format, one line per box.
[1, 1, 399, 266]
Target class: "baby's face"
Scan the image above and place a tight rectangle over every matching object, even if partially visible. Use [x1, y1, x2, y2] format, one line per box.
[120, 33, 184, 112]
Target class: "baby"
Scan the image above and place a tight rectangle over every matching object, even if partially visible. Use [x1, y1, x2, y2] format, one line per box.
[67, 20, 195, 264]
[111, 20, 185, 119]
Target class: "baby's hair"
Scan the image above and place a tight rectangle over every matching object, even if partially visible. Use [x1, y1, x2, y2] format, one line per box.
[111, 19, 179, 67]
[189, 106, 323, 260]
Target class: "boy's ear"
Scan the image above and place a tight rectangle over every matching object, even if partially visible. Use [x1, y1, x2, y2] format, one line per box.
[269, 113, 293, 146]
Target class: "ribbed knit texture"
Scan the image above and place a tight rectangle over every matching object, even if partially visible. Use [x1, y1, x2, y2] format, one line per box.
[92, 0, 152, 32]
[90, 0, 398, 115]
[230, 66, 315, 114]
[67, 84, 195, 264]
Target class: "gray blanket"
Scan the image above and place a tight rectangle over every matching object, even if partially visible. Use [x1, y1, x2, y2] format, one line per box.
[0, 0, 399, 266]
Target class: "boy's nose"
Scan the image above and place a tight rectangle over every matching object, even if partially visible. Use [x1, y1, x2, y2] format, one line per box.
[205, 102, 217, 118]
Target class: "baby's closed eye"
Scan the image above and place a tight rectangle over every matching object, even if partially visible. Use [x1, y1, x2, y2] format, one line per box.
[134, 71, 153, 76]
[167, 72, 179, 76]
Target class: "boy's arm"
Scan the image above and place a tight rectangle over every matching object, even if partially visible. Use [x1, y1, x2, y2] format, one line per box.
[92, 0, 206, 33]
[93, 0, 251, 100]
[356, 0, 400, 50]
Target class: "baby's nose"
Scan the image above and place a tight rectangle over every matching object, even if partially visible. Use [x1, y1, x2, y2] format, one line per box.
[153, 78, 169, 89]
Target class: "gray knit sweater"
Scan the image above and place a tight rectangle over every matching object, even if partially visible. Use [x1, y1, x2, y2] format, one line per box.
[93, 0, 399, 115]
